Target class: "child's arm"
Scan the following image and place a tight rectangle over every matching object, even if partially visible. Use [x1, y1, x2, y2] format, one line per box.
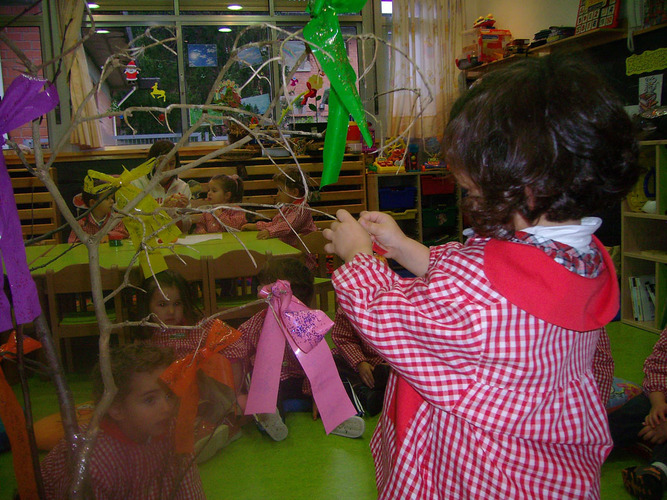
[331, 310, 376, 387]
[255, 207, 312, 239]
[592, 329, 614, 405]
[324, 210, 430, 277]
[108, 219, 130, 240]
[642, 328, 667, 427]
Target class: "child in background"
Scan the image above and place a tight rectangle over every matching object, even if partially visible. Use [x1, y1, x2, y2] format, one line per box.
[193, 174, 247, 233]
[242, 165, 316, 244]
[41, 344, 205, 500]
[134, 140, 191, 209]
[135, 269, 242, 462]
[69, 176, 129, 243]
[323, 54, 640, 498]
[332, 309, 390, 417]
[609, 326, 667, 500]
[222, 257, 364, 441]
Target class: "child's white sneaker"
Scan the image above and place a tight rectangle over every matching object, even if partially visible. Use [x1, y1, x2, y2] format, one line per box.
[194, 423, 229, 463]
[330, 415, 365, 438]
[256, 410, 288, 441]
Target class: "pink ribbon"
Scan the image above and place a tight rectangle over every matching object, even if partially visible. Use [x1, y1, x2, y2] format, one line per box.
[244, 280, 356, 434]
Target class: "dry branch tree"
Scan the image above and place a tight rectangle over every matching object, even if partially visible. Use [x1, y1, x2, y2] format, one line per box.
[1, 4, 432, 498]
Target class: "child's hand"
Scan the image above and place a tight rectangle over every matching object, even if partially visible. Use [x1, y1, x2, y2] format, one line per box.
[257, 230, 270, 240]
[312, 398, 319, 421]
[645, 401, 667, 428]
[163, 193, 188, 208]
[358, 211, 408, 260]
[242, 223, 257, 231]
[323, 209, 373, 262]
[357, 361, 375, 388]
[639, 419, 667, 445]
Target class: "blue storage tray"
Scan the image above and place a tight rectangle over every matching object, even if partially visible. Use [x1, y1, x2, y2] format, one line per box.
[378, 186, 417, 210]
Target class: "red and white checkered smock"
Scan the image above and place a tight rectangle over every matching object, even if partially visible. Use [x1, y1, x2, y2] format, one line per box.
[68, 213, 129, 243]
[333, 235, 619, 499]
[642, 327, 667, 394]
[194, 208, 247, 234]
[146, 327, 207, 360]
[41, 419, 205, 500]
[256, 201, 317, 269]
[331, 308, 386, 371]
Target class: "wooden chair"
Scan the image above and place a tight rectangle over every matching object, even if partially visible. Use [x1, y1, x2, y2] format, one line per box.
[298, 231, 340, 312]
[163, 253, 212, 317]
[45, 264, 126, 372]
[206, 249, 269, 322]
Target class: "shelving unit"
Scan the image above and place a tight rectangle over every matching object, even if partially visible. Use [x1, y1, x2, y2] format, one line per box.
[366, 170, 459, 246]
[621, 140, 667, 333]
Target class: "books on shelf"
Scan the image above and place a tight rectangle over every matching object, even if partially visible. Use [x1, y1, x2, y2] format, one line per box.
[629, 275, 656, 322]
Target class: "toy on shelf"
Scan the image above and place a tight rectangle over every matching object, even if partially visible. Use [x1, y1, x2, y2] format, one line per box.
[368, 139, 406, 173]
[473, 13, 496, 28]
[457, 14, 512, 70]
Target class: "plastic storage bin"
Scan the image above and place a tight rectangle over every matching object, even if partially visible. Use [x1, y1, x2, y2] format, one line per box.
[422, 206, 458, 228]
[460, 28, 512, 64]
[378, 186, 417, 210]
[421, 175, 456, 196]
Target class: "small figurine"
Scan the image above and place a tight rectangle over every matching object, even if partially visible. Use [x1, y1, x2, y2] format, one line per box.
[150, 82, 166, 101]
[473, 13, 496, 28]
[124, 60, 139, 84]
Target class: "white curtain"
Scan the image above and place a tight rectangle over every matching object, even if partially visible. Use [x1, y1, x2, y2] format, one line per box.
[388, 0, 464, 140]
[57, 0, 102, 149]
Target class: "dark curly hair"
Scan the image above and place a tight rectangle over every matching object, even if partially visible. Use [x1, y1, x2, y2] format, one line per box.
[443, 53, 640, 239]
[91, 344, 174, 404]
[257, 257, 314, 306]
[272, 166, 315, 198]
[147, 139, 181, 175]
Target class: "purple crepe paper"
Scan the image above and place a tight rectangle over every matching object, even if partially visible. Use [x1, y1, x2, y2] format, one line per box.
[0, 74, 59, 331]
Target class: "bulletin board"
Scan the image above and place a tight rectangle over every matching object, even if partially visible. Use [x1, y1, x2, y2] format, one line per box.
[575, 0, 621, 35]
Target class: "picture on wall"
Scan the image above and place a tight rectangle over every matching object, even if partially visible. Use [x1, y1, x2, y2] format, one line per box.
[575, 0, 621, 35]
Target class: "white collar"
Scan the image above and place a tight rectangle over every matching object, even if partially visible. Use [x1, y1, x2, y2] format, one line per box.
[521, 217, 602, 252]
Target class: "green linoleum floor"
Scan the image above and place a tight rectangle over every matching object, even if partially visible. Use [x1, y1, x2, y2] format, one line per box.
[1, 320, 660, 499]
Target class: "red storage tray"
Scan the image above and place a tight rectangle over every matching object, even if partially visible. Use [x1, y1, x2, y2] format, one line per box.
[421, 175, 455, 196]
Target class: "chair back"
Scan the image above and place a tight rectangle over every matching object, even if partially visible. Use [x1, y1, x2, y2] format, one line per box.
[45, 263, 126, 371]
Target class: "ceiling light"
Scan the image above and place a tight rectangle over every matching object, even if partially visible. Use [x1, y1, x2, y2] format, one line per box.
[218, 27, 232, 32]
[227, 4, 243, 10]
[96, 29, 110, 34]
[87, 3, 100, 8]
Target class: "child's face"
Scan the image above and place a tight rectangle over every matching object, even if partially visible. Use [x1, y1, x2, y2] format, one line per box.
[157, 155, 177, 187]
[108, 367, 176, 443]
[275, 184, 301, 204]
[207, 180, 231, 205]
[90, 195, 114, 220]
[149, 285, 185, 326]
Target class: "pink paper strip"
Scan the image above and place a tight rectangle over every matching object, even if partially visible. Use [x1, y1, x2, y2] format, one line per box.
[244, 281, 356, 434]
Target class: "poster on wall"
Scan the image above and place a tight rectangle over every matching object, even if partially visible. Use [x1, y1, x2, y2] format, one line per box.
[187, 44, 218, 67]
[575, 0, 621, 35]
[639, 74, 663, 112]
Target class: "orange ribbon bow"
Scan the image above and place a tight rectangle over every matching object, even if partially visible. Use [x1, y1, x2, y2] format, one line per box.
[160, 319, 242, 454]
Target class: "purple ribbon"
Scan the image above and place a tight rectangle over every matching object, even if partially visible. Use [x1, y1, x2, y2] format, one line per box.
[244, 280, 357, 434]
[0, 74, 59, 331]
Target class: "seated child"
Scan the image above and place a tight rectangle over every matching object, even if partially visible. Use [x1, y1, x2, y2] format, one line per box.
[134, 139, 191, 209]
[135, 269, 243, 462]
[69, 176, 129, 244]
[242, 166, 317, 265]
[332, 309, 390, 417]
[222, 257, 364, 441]
[40, 344, 205, 500]
[609, 326, 667, 500]
[193, 174, 247, 233]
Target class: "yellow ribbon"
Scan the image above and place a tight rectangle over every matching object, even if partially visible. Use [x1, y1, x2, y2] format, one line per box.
[98, 158, 181, 277]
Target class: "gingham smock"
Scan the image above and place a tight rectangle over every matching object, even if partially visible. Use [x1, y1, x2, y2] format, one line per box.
[333, 235, 619, 499]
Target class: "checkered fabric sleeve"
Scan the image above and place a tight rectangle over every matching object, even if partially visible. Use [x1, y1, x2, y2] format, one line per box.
[332, 241, 613, 499]
[68, 214, 129, 243]
[194, 208, 247, 234]
[643, 327, 667, 394]
[593, 328, 614, 402]
[256, 203, 317, 239]
[331, 308, 384, 371]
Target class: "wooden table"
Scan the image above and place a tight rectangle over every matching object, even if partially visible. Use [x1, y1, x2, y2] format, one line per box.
[25, 231, 301, 275]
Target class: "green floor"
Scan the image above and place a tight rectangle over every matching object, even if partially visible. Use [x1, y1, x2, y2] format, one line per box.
[0, 321, 659, 499]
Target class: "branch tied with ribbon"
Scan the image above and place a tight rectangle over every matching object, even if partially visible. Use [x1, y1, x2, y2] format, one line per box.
[244, 280, 356, 434]
[89, 158, 181, 276]
[160, 319, 241, 454]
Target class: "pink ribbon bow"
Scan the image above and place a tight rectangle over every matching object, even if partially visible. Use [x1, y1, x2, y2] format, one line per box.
[244, 280, 356, 434]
